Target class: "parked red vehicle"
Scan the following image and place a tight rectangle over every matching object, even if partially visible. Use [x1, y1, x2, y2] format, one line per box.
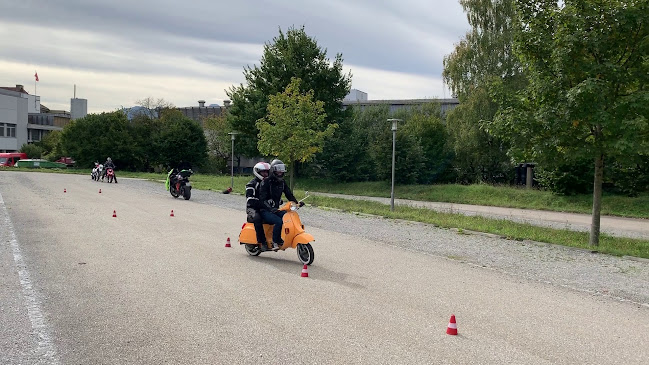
[55, 157, 75, 167]
[0, 152, 28, 167]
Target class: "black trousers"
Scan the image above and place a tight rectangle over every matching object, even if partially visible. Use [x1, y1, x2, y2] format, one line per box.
[247, 209, 266, 244]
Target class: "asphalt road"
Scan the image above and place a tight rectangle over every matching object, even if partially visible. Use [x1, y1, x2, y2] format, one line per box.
[1, 171, 648, 364]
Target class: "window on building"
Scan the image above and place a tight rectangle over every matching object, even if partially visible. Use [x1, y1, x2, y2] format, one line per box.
[6, 123, 16, 137]
[0, 123, 4, 137]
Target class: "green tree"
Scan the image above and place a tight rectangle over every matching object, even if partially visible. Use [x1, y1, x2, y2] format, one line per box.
[60, 111, 136, 169]
[443, 0, 523, 100]
[20, 143, 43, 159]
[256, 78, 336, 188]
[442, 0, 524, 184]
[37, 130, 62, 161]
[402, 102, 452, 183]
[227, 26, 351, 157]
[493, 0, 649, 247]
[130, 114, 163, 171]
[157, 109, 208, 169]
[316, 107, 375, 181]
[445, 86, 512, 183]
[370, 126, 426, 185]
[203, 114, 231, 171]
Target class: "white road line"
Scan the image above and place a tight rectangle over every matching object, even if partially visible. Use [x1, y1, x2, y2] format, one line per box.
[0, 192, 60, 365]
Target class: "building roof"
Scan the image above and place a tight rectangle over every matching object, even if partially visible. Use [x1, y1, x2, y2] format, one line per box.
[342, 98, 459, 106]
[0, 85, 29, 94]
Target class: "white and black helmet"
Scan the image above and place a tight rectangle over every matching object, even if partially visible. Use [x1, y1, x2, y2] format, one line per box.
[253, 162, 271, 180]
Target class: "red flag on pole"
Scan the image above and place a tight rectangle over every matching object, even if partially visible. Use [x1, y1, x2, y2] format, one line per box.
[35, 72, 39, 82]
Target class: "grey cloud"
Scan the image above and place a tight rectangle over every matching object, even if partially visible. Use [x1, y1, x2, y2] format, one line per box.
[2, 0, 468, 77]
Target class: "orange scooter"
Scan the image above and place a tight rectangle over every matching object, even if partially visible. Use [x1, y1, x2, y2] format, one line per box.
[239, 196, 315, 264]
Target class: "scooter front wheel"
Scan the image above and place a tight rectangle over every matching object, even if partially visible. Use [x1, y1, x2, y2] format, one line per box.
[297, 243, 314, 265]
[245, 244, 261, 256]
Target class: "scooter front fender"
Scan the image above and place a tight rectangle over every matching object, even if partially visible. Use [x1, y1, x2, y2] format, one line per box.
[291, 232, 314, 248]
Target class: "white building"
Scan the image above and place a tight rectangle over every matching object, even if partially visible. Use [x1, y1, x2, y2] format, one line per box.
[0, 88, 29, 152]
[71, 98, 88, 120]
[0, 84, 77, 151]
[343, 89, 368, 102]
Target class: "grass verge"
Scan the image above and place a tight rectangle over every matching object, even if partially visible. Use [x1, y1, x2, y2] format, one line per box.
[306, 195, 649, 259]
[294, 179, 649, 219]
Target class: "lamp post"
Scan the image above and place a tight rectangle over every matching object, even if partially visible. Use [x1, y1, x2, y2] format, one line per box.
[387, 119, 401, 211]
[228, 132, 239, 189]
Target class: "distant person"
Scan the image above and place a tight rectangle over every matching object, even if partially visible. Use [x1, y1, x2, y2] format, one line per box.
[102, 157, 117, 183]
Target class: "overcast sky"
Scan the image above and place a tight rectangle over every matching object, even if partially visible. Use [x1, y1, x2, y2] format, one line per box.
[0, 0, 469, 113]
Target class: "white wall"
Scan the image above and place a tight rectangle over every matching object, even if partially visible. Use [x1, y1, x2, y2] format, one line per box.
[71, 98, 88, 120]
[344, 89, 368, 102]
[0, 91, 28, 151]
[27, 94, 40, 114]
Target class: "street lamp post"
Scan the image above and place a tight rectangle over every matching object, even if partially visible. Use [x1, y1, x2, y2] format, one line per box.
[387, 119, 401, 211]
[228, 132, 239, 189]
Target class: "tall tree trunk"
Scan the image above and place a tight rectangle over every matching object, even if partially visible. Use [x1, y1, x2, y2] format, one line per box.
[589, 153, 604, 248]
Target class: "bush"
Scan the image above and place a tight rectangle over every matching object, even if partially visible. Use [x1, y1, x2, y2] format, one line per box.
[20, 143, 44, 159]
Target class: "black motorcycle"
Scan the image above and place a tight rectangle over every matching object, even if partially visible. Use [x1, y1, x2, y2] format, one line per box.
[167, 169, 193, 200]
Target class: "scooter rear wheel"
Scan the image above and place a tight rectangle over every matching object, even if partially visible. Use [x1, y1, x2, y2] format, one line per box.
[245, 244, 261, 256]
[297, 243, 314, 265]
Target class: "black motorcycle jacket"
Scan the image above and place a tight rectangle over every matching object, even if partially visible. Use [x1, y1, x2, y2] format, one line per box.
[259, 177, 297, 212]
[245, 178, 263, 211]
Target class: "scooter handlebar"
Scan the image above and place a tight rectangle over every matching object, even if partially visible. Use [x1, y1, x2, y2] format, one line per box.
[279, 201, 305, 212]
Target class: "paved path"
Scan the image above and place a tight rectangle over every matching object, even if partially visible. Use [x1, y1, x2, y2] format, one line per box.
[310, 192, 649, 240]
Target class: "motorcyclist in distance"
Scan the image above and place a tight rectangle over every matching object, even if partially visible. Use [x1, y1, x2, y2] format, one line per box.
[246, 162, 271, 251]
[102, 157, 117, 183]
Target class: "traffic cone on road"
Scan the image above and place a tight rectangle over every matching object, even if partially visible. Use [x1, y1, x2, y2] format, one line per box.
[301, 264, 309, 277]
[225, 237, 232, 247]
[446, 315, 458, 335]
[170, 210, 175, 217]
[64, 188, 67, 193]
[112, 210, 117, 218]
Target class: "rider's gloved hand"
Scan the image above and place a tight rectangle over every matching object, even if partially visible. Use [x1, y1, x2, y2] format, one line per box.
[298, 201, 305, 207]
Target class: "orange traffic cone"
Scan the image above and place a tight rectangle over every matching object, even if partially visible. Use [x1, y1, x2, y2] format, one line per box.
[170, 210, 175, 217]
[112, 210, 117, 218]
[446, 315, 458, 335]
[64, 188, 67, 193]
[225, 237, 232, 247]
[301, 264, 309, 277]
[99, 189, 102, 194]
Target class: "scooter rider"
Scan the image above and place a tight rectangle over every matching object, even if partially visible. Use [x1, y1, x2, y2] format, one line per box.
[246, 162, 271, 250]
[102, 157, 117, 183]
[259, 159, 301, 250]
